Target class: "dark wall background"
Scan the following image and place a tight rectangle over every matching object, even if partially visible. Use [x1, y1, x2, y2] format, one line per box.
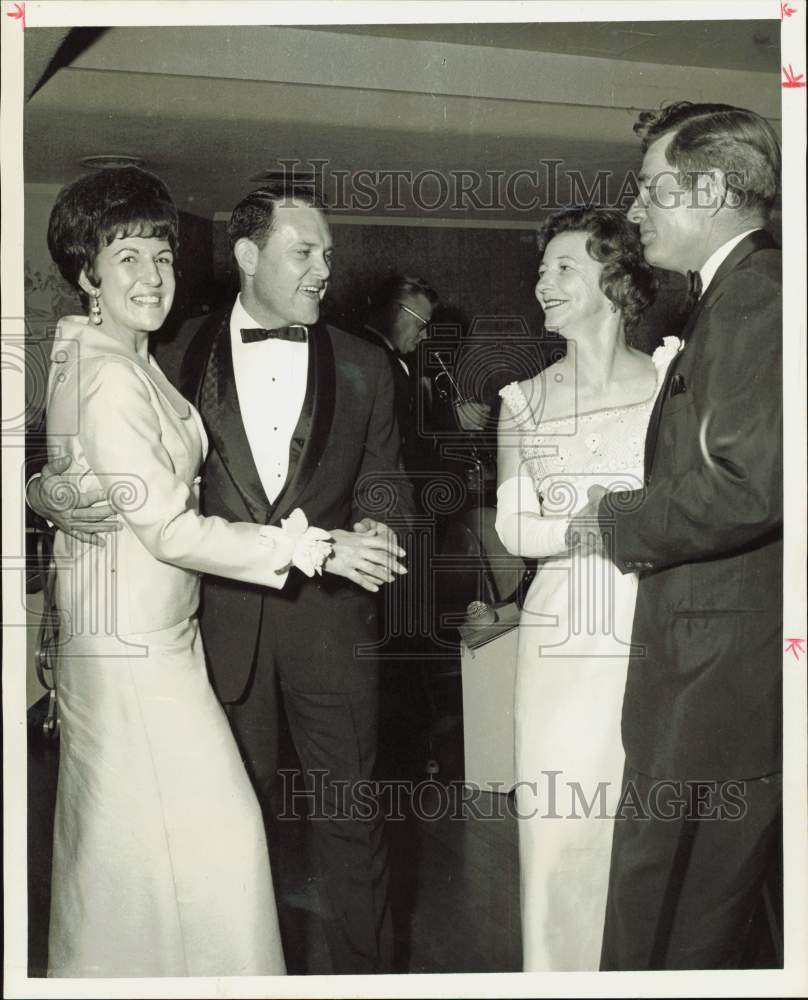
[161, 215, 692, 407]
[158, 205, 780, 399]
[207, 215, 690, 349]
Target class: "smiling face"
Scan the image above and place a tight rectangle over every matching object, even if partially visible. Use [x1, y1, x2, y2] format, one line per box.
[535, 230, 613, 334]
[627, 132, 706, 275]
[81, 234, 175, 338]
[236, 201, 333, 328]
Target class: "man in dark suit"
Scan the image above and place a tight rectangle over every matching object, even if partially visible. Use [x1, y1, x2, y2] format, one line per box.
[568, 102, 783, 968]
[172, 185, 415, 974]
[354, 274, 438, 477]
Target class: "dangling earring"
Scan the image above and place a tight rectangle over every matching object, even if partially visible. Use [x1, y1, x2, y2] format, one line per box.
[609, 302, 617, 313]
[89, 288, 102, 325]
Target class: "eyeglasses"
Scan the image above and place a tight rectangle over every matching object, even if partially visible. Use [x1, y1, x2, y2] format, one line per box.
[395, 301, 430, 333]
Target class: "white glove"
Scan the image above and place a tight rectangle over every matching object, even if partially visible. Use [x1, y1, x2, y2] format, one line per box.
[494, 476, 570, 559]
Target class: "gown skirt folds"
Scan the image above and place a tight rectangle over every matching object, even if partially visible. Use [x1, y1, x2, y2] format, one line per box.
[47, 617, 286, 978]
[500, 360, 668, 971]
[45, 319, 288, 978]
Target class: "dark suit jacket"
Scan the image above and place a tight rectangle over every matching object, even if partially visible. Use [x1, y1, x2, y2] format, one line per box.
[352, 326, 439, 482]
[601, 231, 782, 780]
[157, 306, 414, 702]
[352, 328, 412, 462]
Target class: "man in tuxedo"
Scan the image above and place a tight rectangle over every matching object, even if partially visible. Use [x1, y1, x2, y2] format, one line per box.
[174, 185, 416, 974]
[569, 102, 783, 968]
[33, 184, 414, 974]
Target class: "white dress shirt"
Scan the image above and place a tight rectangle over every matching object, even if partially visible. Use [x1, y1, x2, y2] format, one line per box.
[230, 295, 308, 503]
[699, 228, 760, 297]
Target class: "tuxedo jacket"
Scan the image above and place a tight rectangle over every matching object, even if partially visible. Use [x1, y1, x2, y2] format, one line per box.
[351, 326, 441, 482]
[602, 231, 783, 780]
[169, 307, 414, 702]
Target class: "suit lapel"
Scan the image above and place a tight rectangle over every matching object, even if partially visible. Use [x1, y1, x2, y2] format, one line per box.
[643, 347, 687, 478]
[178, 309, 223, 406]
[59, 318, 192, 420]
[193, 305, 273, 521]
[643, 230, 776, 480]
[270, 321, 336, 525]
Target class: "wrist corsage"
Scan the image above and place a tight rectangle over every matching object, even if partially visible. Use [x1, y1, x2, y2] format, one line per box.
[259, 507, 333, 577]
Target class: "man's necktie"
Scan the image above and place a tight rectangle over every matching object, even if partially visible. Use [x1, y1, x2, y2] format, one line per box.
[684, 270, 703, 312]
[241, 325, 307, 344]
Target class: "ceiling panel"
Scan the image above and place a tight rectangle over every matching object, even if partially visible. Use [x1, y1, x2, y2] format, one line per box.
[309, 20, 780, 72]
[23, 21, 781, 221]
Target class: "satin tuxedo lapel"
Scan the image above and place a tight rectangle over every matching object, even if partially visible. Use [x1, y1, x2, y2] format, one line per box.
[185, 308, 272, 522]
[643, 229, 776, 479]
[178, 310, 221, 406]
[270, 322, 336, 525]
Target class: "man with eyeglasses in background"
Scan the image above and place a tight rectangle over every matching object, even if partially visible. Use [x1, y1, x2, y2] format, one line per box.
[357, 274, 438, 477]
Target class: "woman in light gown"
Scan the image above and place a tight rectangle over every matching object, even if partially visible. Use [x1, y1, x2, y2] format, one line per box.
[495, 208, 679, 971]
[42, 167, 336, 978]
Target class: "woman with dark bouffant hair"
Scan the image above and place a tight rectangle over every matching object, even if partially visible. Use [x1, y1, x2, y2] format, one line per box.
[494, 207, 679, 970]
[42, 167, 335, 978]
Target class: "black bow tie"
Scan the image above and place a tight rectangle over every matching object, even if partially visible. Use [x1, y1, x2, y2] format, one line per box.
[241, 325, 307, 344]
[684, 270, 703, 312]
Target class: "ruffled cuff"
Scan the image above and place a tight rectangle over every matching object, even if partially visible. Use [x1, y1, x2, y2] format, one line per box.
[258, 508, 333, 578]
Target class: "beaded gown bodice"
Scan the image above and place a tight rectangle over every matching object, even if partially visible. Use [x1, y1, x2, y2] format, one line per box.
[500, 359, 670, 526]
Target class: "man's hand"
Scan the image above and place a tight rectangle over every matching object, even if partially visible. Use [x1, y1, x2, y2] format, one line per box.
[324, 521, 407, 592]
[565, 484, 607, 555]
[455, 400, 492, 432]
[352, 517, 400, 546]
[28, 454, 120, 547]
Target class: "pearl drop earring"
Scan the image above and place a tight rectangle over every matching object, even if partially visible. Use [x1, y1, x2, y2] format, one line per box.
[89, 289, 102, 325]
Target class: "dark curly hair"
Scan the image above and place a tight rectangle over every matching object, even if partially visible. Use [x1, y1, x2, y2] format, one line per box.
[47, 166, 178, 303]
[536, 208, 657, 332]
[227, 182, 323, 251]
[634, 101, 780, 217]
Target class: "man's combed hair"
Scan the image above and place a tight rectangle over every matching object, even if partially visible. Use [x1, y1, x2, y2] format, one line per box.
[537, 208, 657, 332]
[227, 182, 323, 250]
[47, 166, 178, 294]
[634, 101, 781, 217]
[370, 274, 440, 313]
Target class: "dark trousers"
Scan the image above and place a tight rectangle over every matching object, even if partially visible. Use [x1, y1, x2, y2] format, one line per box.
[600, 764, 782, 970]
[225, 596, 393, 975]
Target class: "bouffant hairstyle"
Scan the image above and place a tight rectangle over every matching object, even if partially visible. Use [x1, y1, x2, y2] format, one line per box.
[47, 166, 178, 302]
[536, 208, 657, 332]
[227, 182, 323, 251]
[634, 101, 781, 218]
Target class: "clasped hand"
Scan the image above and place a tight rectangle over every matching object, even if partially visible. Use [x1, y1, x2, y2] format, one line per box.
[564, 484, 608, 556]
[30, 456, 407, 590]
[324, 518, 407, 593]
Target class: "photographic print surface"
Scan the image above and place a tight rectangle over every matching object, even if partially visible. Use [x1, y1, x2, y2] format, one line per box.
[2, 2, 805, 997]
